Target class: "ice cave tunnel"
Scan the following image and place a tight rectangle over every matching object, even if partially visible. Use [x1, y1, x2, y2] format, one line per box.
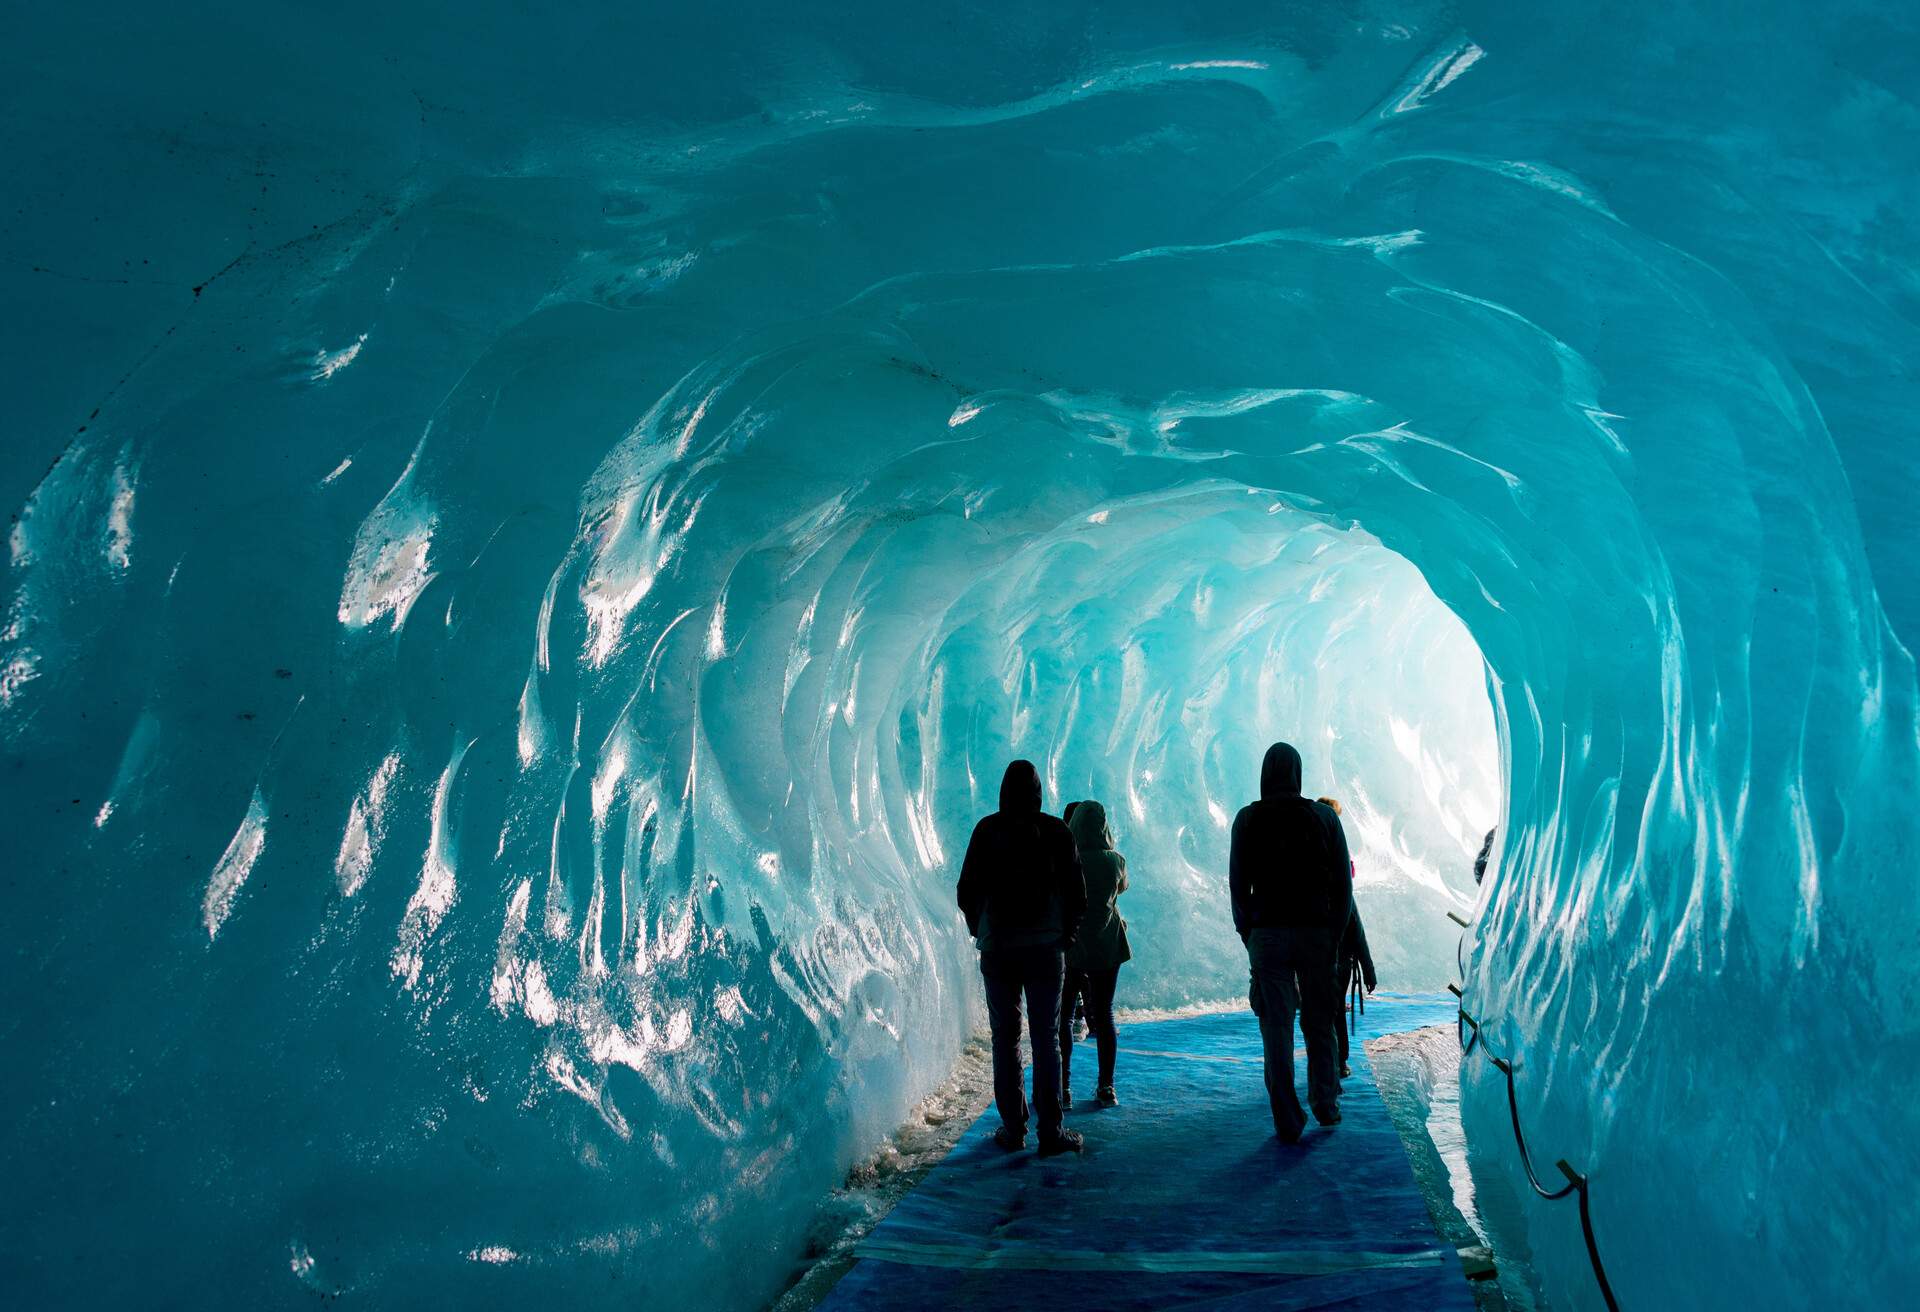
[2, 2, 1916, 1309]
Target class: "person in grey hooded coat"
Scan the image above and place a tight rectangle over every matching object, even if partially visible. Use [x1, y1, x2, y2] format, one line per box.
[1058, 800, 1131, 1107]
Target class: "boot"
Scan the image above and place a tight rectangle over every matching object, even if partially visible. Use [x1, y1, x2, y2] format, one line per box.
[1037, 1127, 1084, 1157]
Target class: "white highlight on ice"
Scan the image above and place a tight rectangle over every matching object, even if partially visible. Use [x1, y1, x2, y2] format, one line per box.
[339, 440, 439, 631]
[310, 333, 368, 382]
[105, 459, 135, 569]
[339, 525, 436, 629]
[203, 787, 269, 939]
[1391, 41, 1484, 114]
[1171, 59, 1268, 70]
[489, 881, 528, 998]
[391, 740, 471, 988]
[705, 592, 729, 660]
[592, 740, 629, 821]
[335, 753, 400, 897]
[0, 655, 38, 708]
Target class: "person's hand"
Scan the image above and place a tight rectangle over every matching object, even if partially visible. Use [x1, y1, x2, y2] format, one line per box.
[1366, 982, 1376, 994]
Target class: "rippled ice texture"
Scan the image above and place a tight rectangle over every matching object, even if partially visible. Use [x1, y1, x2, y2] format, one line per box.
[3, 2, 1917, 1309]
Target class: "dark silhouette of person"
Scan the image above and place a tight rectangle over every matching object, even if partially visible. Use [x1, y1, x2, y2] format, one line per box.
[957, 760, 1087, 1156]
[1058, 799, 1130, 1108]
[1316, 796, 1377, 1080]
[1230, 742, 1353, 1142]
[1060, 800, 1087, 1038]
[1333, 903, 1376, 1078]
[1474, 827, 1496, 885]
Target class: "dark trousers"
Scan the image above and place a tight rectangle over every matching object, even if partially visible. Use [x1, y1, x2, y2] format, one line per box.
[1247, 927, 1339, 1136]
[980, 945, 1066, 1139]
[1333, 959, 1358, 1063]
[1059, 963, 1121, 1091]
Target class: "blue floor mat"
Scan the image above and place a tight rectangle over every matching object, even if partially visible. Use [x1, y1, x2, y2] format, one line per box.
[820, 993, 1468, 1311]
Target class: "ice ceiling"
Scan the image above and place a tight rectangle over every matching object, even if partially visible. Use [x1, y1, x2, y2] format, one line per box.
[3, 2, 1916, 1309]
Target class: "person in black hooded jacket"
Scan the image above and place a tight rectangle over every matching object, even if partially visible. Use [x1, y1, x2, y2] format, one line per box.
[957, 760, 1087, 1156]
[1229, 742, 1353, 1142]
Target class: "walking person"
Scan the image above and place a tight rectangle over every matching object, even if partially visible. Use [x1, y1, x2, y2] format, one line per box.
[1230, 742, 1353, 1142]
[1060, 800, 1088, 1040]
[1333, 902, 1377, 1078]
[957, 760, 1087, 1156]
[1316, 797, 1377, 1080]
[1058, 800, 1130, 1109]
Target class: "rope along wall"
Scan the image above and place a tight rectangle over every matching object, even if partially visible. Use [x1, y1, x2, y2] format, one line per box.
[1448, 910, 1621, 1311]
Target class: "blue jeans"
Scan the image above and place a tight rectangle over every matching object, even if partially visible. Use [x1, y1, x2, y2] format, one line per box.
[980, 945, 1065, 1139]
[1059, 963, 1121, 1091]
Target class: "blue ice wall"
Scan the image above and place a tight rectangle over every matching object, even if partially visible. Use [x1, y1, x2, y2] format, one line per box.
[3, 3, 1916, 1309]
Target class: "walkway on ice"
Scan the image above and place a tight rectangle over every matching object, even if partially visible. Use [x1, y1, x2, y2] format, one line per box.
[819, 994, 1473, 1311]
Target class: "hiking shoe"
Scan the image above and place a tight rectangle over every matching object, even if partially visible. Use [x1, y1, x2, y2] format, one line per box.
[1274, 1117, 1306, 1145]
[1037, 1128, 1084, 1157]
[992, 1125, 1027, 1151]
[1095, 1085, 1118, 1108]
[1313, 1104, 1342, 1127]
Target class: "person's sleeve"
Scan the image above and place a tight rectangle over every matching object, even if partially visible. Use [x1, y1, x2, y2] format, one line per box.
[1354, 909, 1377, 988]
[1325, 813, 1354, 934]
[1114, 853, 1129, 895]
[956, 821, 986, 937]
[1059, 829, 1087, 946]
[1229, 812, 1251, 938]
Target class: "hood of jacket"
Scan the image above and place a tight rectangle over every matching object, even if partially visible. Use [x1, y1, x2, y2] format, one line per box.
[998, 759, 1043, 813]
[1260, 742, 1304, 800]
[1067, 799, 1114, 851]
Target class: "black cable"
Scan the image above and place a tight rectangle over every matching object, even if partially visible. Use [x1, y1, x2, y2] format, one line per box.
[1454, 925, 1621, 1312]
[1490, 1056, 1578, 1201]
[1568, 1162, 1622, 1312]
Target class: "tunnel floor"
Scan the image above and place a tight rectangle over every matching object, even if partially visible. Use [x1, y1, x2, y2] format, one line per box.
[818, 995, 1473, 1310]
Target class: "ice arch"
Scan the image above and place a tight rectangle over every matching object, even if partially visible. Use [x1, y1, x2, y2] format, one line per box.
[3, 3, 1916, 1310]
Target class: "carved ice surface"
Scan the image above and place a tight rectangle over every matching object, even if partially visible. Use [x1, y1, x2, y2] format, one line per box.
[2, 3, 1916, 1309]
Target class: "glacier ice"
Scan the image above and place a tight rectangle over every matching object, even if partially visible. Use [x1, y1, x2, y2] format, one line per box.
[2, 2, 1916, 1308]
